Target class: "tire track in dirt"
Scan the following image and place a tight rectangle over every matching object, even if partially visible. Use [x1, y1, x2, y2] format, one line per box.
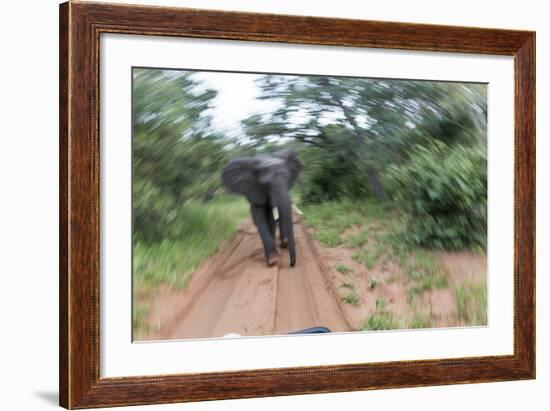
[145, 217, 351, 340]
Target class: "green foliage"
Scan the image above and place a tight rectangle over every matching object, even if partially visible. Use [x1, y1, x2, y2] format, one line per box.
[352, 243, 386, 270]
[341, 282, 355, 290]
[335, 263, 353, 275]
[352, 249, 375, 269]
[247, 76, 487, 202]
[403, 250, 449, 297]
[407, 273, 449, 298]
[302, 199, 386, 247]
[388, 141, 487, 249]
[314, 230, 343, 248]
[362, 311, 396, 331]
[375, 298, 386, 310]
[132, 303, 150, 340]
[455, 279, 488, 325]
[342, 291, 360, 307]
[246, 75, 488, 251]
[410, 313, 432, 329]
[346, 230, 368, 248]
[299, 127, 372, 204]
[247, 74, 487, 249]
[133, 197, 249, 292]
[133, 69, 235, 242]
[302, 200, 363, 246]
[361, 298, 398, 331]
[131, 67, 489, 336]
[340, 282, 360, 308]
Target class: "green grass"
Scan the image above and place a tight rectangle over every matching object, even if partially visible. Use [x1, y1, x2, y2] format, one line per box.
[132, 302, 150, 340]
[315, 229, 343, 247]
[340, 281, 358, 306]
[133, 196, 249, 292]
[132, 196, 249, 337]
[351, 243, 386, 269]
[403, 250, 449, 298]
[301, 197, 486, 332]
[335, 263, 353, 275]
[409, 312, 432, 329]
[375, 298, 386, 310]
[375, 227, 411, 263]
[341, 282, 355, 290]
[455, 279, 488, 325]
[403, 250, 436, 277]
[341, 290, 360, 306]
[346, 230, 368, 248]
[305, 200, 451, 305]
[407, 272, 449, 298]
[363, 231, 450, 299]
[360, 298, 400, 331]
[361, 311, 396, 331]
[302, 199, 409, 276]
[302, 199, 386, 247]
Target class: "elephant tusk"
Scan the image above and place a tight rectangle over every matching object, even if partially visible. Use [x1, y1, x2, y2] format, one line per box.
[274, 205, 302, 220]
[272, 207, 279, 222]
[292, 204, 303, 215]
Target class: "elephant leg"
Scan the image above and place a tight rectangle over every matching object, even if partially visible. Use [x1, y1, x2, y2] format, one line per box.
[278, 209, 288, 249]
[265, 206, 276, 239]
[251, 205, 278, 266]
[269, 208, 287, 248]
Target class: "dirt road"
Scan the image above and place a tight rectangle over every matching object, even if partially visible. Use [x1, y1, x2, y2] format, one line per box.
[146, 218, 352, 340]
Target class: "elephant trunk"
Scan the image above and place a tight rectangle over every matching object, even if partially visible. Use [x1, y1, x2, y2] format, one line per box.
[275, 189, 296, 267]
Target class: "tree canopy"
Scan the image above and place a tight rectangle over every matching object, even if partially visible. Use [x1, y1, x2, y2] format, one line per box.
[133, 68, 487, 248]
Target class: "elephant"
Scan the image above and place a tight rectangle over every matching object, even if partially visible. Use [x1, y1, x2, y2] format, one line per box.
[222, 149, 301, 267]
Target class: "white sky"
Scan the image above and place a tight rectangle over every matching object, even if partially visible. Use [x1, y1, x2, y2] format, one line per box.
[191, 71, 279, 137]
[155, 69, 485, 141]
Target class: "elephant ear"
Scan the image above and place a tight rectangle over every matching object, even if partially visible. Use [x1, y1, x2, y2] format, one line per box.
[278, 150, 301, 188]
[222, 157, 259, 195]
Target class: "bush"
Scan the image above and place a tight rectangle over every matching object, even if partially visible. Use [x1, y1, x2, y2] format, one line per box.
[133, 178, 178, 242]
[387, 141, 486, 250]
[299, 130, 371, 204]
[455, 279, 488, 325]
[133, 196, 250, 290]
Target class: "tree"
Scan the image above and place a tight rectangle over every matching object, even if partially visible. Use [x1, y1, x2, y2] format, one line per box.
[242, 75, 486, 202]
[132, 69, 229, 241]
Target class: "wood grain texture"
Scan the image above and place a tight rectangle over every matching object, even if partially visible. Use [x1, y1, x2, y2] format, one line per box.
[514, 34, 536, 375]
[59, 2, 69, 407]
[59, 1, 536, 408]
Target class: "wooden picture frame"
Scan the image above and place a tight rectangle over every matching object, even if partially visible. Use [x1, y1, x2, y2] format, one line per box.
[59, 1, 535, 408]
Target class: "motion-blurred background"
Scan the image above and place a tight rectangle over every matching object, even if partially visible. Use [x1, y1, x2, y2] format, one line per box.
[132, 68, 487, 339]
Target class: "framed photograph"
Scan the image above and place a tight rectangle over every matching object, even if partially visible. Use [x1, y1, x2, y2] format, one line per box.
[59, 1, 535, 408]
